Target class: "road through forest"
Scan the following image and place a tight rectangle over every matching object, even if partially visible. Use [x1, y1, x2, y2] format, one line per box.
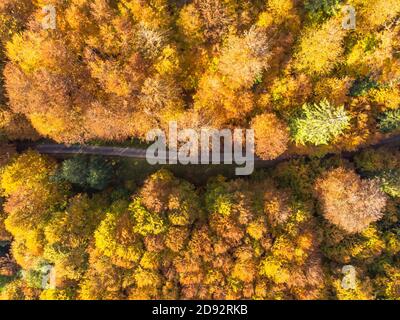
[19, 134, 400, 169]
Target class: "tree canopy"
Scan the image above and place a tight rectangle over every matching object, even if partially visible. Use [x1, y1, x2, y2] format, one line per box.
[1, 0, 400, 301]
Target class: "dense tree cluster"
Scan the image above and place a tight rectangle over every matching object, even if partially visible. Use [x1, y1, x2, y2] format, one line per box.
[0, 1, 399, 158]
[0, 150, 398, 300]
[0, 0, 400, 301]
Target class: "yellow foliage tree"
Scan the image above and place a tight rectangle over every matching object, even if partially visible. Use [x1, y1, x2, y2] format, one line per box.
[295, 17, 345, 75]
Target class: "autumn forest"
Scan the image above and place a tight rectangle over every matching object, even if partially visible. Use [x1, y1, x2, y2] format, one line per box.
[1, 0, 400, 300]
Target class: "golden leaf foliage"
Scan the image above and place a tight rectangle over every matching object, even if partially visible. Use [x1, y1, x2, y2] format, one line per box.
[315, 167, 387, 234]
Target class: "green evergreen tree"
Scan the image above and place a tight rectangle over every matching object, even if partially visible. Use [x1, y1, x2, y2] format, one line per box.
[61, 157, 88, 186]
[290, 99, 350, 145]
[304, 0, 342, 24]
[60, 156, 112, 190]
[86, 157, 113, 190]
[380, 169, 400, 198]
[349, 77, 379, 97]
[379, 109, 400, 133]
